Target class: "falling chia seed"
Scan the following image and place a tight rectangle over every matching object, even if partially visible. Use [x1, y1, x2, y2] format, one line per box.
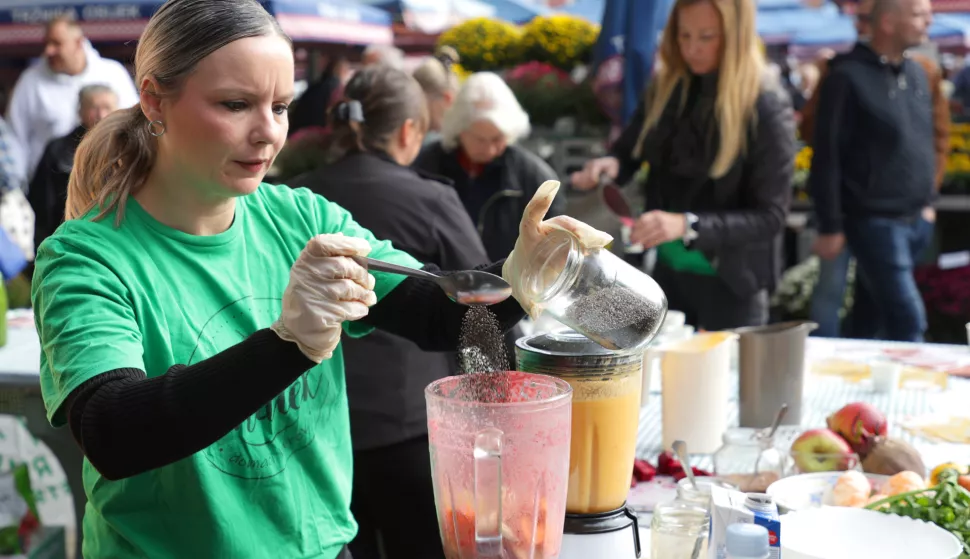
[563, 286, 662, 350]
[455, 305, 512, 403]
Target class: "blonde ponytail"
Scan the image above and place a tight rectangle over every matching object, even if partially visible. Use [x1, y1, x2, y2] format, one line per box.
[65, 105, 156, 223]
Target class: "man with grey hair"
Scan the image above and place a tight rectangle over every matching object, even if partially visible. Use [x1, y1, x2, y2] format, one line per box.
[361, 44, 405, 69]
[29, 84, 119, 248]
[808, 0, 936, 341]
[5, 15, 137, 182]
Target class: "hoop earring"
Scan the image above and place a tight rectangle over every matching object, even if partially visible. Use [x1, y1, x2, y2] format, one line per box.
[147, 120, 166, 137]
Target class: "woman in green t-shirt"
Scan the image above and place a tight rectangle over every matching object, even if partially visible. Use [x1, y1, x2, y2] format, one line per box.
[30, 1, 610, 558]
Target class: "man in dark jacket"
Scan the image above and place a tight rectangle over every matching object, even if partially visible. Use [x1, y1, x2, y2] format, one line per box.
[29, 83, 117, 248]
[809, 0, 936, 342]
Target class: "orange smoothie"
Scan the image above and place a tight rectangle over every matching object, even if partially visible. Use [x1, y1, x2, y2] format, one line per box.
[565, 370, 642, 514]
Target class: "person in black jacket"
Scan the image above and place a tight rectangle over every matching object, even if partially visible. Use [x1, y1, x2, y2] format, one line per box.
[808, 0, 936, 342]
[413, 71, 564, 263]
[28, 83, 118, 249]
[571, 0, 796, 329]
[290, 66, 489, 559]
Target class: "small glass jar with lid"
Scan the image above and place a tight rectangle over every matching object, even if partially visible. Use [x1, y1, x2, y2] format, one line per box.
[517, 229, 668, 351]
[675, 477, 740, 512]
[651, 501, 710, 559]
[712, 428, 787, 493]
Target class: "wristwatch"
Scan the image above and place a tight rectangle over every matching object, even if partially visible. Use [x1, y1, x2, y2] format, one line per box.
[683, 212, 700, 245]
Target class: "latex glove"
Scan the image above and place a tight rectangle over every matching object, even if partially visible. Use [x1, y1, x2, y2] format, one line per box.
[271, 233, 377, 363]
[503, 180, 613, 319]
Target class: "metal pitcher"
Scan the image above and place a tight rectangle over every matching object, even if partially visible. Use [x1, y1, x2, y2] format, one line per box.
[735, 321, 818, 428]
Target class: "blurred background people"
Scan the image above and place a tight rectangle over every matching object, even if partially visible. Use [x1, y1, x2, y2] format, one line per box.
[571, 0, 796, 330]
[29, 84, 119, 250]
[288, 55, 351, 137]
[801, 0, 947, 339]
[412, 46, 461, 146]
[5, 15, 137, 183]
[362, 44, 405, 69]
[414, 71, 562, 262]
[808, 0, 938, 342]
[291, 65, 488, 559]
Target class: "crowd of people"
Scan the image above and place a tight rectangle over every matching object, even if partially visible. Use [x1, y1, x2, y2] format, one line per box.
[0, 0, 949, 556]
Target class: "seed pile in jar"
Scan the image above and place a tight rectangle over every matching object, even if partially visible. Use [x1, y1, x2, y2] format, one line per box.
[564, 286, 662, 350]
[455, 305, 511, 403]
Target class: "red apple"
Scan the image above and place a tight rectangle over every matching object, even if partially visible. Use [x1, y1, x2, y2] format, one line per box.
[791, 428, 855, 472]
[826, 402, 888, 456]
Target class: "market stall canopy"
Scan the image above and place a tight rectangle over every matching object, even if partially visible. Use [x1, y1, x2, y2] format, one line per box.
[357, 0, 495, 33]
[757, 1, 968, 47]
[533, 0, 605, 22]
[0, 0, 394, 46]
[473, 0, 549, 23]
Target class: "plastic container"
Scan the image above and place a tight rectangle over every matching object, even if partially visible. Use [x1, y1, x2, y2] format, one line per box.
[726, 523, 770, 559]
[713, 428, 787, 493]
[651, 501, 710, 559]
[518, 229, 667, 351]
[516, 330, 643, 514]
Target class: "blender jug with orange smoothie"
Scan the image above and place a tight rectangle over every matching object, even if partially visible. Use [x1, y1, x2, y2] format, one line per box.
[516, 331, 645, 558]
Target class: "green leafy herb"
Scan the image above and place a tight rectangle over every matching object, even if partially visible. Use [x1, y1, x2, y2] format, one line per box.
[866, 469, 970, 558]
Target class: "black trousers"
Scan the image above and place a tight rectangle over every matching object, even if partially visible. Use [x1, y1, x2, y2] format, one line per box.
[348, 434, 445, 559]
[653, 263, 769, 330]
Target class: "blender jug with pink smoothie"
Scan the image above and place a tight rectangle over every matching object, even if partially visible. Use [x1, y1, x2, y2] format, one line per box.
[426, 372, 573, 559]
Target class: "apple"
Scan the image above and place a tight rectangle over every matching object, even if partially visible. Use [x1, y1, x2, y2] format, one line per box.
[791, 428, 855, 472]
[826, 402, 888, 457]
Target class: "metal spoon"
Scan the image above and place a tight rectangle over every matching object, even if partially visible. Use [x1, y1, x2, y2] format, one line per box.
[672, 440, 697, 491]
[354, 256, 512, 306]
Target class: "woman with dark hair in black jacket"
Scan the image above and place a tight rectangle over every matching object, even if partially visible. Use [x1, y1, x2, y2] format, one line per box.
[572, 0, 796, 329]
[290, 65, 488, 559]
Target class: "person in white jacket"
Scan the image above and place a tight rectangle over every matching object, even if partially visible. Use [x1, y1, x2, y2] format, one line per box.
[5, 15, 138, 184]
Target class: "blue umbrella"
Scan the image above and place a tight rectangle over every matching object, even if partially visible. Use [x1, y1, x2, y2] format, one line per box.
[592, 0, 674, 125]
[0, 0, 394, 46]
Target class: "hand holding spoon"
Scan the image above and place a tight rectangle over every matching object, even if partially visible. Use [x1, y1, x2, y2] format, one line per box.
[354, 256, 512, 306]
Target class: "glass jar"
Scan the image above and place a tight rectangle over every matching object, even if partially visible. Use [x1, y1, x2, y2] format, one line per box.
[516, 330, 643, 514]
[651, 501, 710, 559]
[676, 477, 740, 512]
[713, 428, 787, 493]
[519, 229, 667, 351]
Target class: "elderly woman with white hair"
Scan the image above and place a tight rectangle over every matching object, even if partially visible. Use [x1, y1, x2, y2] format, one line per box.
[414, 72, 563, 262]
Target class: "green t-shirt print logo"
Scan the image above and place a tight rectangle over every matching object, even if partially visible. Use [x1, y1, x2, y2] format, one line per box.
[187, 296, 337, 480]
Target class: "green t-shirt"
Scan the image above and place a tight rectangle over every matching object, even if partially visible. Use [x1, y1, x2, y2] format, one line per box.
[32, 183, 422, 559]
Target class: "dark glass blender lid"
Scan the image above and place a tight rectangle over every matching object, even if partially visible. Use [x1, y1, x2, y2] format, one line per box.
[515, 330, 643, 374]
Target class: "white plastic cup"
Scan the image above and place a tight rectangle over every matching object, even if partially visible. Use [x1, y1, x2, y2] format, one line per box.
[870, 360, 902, 394]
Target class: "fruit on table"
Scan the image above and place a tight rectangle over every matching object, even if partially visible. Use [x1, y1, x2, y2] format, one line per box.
[884, 471, 927, 496]
[866, 469, 970, 558]
[861, 438, 926, 477]
[832, 471, 873, 508]
[930, 462, 970, 486]
[791, 428, 855, 472]
[826, 402, 888, 457]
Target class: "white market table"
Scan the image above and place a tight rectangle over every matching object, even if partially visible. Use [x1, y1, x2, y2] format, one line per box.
[633, 337, 970, 556]
[635, 337, 970, 469]
[0, 311, 82, 559]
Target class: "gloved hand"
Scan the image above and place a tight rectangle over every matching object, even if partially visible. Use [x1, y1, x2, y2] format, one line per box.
[503, 180, 613, 319]
[271, 233, 377, 363]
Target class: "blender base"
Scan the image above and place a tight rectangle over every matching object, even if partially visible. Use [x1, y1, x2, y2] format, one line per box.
[559, 504, 642, 559]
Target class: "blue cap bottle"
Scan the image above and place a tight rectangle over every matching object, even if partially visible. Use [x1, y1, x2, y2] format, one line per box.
[726, 523, 770, 559]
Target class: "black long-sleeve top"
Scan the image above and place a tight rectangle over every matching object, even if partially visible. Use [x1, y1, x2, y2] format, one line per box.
[65, 260, 523, 481]
[608, 72, 797, 297]
[807, 43, 935, 235]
